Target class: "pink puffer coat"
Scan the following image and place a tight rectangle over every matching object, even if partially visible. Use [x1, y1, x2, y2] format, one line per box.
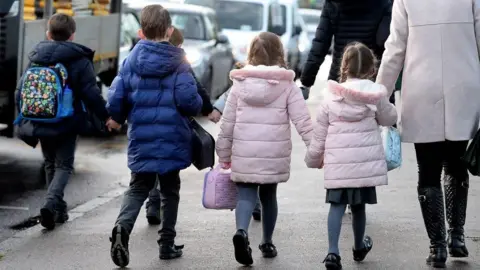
[216, 65, 313, 184]
[305, 79, 398, 189]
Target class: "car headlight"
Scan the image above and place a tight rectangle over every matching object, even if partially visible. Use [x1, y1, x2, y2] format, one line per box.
[299, 42, 306, 53]
[185, 49, 202, 66]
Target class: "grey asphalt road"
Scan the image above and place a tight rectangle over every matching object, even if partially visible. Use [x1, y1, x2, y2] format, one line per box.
[2, 58, 480, 269]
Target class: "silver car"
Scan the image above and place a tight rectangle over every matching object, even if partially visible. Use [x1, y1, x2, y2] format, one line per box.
[128, 1, 235, 99]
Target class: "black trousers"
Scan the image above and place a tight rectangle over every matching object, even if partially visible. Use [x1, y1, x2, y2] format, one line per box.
[414, 141, 469, 188]
[115, 170, 181, 245]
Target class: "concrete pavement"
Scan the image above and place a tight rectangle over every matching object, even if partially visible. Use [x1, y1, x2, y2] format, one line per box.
[2, 57, 480, 269]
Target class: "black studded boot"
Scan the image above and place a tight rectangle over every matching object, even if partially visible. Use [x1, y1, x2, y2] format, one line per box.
[444, 175, 469, 257]
[418, 187, 447, 268]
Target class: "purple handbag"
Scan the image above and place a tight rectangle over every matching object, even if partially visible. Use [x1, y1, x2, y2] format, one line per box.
[202, 165, 238, 210]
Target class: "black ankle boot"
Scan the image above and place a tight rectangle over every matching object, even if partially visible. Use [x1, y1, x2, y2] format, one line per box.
[159, 243, 184, 260]
[418, 187, 447, 268]
[444, 175, 469, 257]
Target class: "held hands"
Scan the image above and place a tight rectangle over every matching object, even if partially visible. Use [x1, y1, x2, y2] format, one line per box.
[220, 162, 231, 169]
[208, 109, 222, 123]
[106, 118, 122, 132]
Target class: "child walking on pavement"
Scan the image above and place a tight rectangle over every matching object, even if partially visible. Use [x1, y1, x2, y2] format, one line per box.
[305, 42, 397, 270]
[216, 32, 313, 266]
[107, 5, 202, 267]
[15, 14, 109, 230]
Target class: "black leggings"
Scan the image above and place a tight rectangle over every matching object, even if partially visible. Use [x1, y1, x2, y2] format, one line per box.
[414, 141, 469, 188]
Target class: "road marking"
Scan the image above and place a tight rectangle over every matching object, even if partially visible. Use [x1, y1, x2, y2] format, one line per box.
[0, 206, 29, 211]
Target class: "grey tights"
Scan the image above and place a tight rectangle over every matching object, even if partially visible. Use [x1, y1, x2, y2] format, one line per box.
[236, 183, 277, 244]
[328, 203, 366, 255]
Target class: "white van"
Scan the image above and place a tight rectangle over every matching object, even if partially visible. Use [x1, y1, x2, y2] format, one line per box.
[184, 0, 305, 75]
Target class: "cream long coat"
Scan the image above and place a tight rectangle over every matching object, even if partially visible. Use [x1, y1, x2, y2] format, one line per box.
[376, 0, 480, 143]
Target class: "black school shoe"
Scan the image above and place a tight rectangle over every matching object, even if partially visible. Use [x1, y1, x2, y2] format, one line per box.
[159, 244, 184, 260]
[353, 236, 373, 262]
[54, 211, 69, 224]
[324, 253, 342, 269]
[146, 205, 161, 225]
[110, 225, 130, 267]
[259, 243, 278, 258]
[40, 207, 55, 230]
[233, 229, 253, 266]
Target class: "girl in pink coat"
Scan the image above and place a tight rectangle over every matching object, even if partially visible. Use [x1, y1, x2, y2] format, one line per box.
[305, 42, 397, 270]
[216, 32, 313, 266]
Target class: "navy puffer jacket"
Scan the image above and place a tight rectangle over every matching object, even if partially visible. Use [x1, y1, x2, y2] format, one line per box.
[107, 40, 202, 174]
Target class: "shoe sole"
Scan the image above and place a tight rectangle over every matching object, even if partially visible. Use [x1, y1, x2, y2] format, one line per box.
[262, 251, 278, 258]
[111, 225, 129, 267]
[159, 251, 183, 260]
[147, 216, 161, 225]
[233, 234, 253, 266]
[40, 208, 55, 230]
[325, 261, 342, 269]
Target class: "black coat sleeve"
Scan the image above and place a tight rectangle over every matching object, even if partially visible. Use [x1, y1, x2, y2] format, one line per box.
[71, 59, 109, 121]
[300, 1, 335, 87]
[189, 67, 214, 115]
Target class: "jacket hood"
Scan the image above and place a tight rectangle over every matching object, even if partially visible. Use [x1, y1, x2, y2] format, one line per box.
[326, 79, 387, 121]
[127, 40, 185, 77]
[229, 65, 295, 106]
[28, 41, 94, 64]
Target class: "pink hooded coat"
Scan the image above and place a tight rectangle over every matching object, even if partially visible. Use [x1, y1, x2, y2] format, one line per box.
[216, 65, 313, 184]
[305, 79, 398, 189]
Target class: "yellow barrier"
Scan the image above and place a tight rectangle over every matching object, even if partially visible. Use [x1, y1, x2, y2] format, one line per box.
[93, 52, 118, 62]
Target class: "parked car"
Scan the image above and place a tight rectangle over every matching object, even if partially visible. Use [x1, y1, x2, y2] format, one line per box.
[184, 0, 304, 77]
[126, 1, 235, 99]
[299, 8, 332, 54]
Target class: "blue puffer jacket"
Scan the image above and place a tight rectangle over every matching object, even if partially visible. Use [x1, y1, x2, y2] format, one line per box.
[107, 40, 202, 174]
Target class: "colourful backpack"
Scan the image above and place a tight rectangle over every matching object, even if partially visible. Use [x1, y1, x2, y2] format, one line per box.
[15, 63, 74, 124]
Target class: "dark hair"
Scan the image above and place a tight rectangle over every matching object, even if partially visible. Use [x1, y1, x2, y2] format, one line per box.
[169, 27, 184, 47]
[48, 13, 76, 41]
[247, 32, 287, 68]
[141, 5, 172, 40]
[339, 42, 377, 83]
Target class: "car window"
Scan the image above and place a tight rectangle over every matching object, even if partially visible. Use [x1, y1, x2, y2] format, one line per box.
[203, 15, 216, 40]
[121, 13, 140, 47]
[268, 4, 286, 35]
[170, 12, 206, 40]
[213, 1, 264, 31]
[301, 13, 320, 26]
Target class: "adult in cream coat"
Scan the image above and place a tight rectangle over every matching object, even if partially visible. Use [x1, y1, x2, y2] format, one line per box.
[376, 0, 480, 267]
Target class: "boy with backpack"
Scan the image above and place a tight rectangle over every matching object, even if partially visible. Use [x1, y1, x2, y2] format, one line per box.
[107, 5, 202, 267]
[15, 13, 109, 230]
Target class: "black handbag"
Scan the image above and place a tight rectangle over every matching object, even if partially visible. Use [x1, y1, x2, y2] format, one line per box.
[462, 129, 480, 176]
[188, 117, 215, 170]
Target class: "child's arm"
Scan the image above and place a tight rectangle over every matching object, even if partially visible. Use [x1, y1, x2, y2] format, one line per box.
[174, 64, 202, 116]
[106, 69, 128, 125]
[212, 87, 230, 114]
[76, 60, 109, 121]
[305, 103, 329, 168]
[216, 88, 238, 163]
[287, 84, 313, 146]
[375, 96, 398, 127]
[188, 66, 213, 116]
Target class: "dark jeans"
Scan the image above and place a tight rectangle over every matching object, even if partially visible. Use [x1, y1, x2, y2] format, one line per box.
[414, 141, 469, 188]
[40, 135, 77, 212]
[115, 171, 181, 245]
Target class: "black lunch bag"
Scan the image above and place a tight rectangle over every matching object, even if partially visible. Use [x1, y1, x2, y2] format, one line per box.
[188, 117, 215, 170]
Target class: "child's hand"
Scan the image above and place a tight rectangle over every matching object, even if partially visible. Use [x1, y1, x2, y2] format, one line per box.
[220, 162, 231, 169]
[208, 110, 222, 123]
[106, 118, 122, 132]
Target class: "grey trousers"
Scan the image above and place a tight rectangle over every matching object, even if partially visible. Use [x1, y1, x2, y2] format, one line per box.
[115, 171, 181, 245]
[40, 135, 77, 212]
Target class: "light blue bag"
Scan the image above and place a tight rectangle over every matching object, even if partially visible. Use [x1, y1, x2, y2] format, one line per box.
[381, 126, 402, 171]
